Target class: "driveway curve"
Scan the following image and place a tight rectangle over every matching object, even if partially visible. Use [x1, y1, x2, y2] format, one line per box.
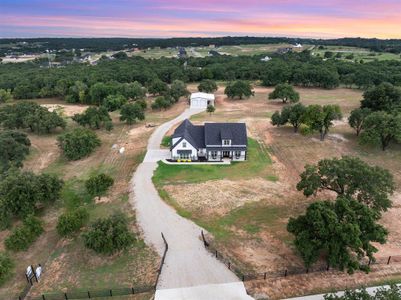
[130, 108, 244, 290]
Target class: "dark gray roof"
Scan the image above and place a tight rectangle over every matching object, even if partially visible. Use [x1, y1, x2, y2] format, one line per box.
[171, 119, 247, 150]
[205, 123, 247, 146]
[172, 119, 205, 149]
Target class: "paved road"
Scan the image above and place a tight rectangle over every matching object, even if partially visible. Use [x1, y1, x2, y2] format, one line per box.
[130, 108, 253, 298]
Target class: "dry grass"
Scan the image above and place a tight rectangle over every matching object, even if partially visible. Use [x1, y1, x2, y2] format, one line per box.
[157, 86, 401, 298]
[0, 98, 188, 299]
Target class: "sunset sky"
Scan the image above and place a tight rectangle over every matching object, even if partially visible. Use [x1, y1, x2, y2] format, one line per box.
[1, 0, 401, 39]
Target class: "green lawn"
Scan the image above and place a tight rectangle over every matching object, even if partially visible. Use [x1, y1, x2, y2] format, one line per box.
[160, 135, 171, 148]
[153, 138, 273, 185]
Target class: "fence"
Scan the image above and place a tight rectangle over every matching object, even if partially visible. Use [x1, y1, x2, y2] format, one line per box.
[19, 233, 169, 300]
[28, 286, 155, 300]
[155, 232, 169, 288]
[201, 230, 401, 282]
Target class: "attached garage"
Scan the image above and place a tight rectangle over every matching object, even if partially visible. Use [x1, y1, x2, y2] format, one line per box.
[190, 92, 215, 110]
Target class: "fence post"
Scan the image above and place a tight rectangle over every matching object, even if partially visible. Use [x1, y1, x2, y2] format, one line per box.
[306, 268, 309, 274]
[32, 265, 38, 283]
[242, 275, 245, 281]
[215, 250, 218, 258]
[87, 291, 91, 298]
[42, 295, 45, 300]
[284, 269, 287, 277]
[132, 287, 135, 294]
[228, 262, 231, 270]
[388, 256, 392, 265]
[64, 292, 68, 300]
[109, 289, 113, 296]
[264, 272, 267, 280]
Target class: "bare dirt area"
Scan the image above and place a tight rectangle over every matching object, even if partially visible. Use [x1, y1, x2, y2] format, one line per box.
[158, 86, 401, 298]
[41, 103, 89, 117]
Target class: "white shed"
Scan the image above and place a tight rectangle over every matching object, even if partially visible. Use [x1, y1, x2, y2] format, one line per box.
[190, 92, 215, 109]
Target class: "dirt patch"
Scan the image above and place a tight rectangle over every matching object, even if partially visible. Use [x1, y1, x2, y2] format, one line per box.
[24, 135, 59, 172]
[164, 178, 291, 217]
[41, 104, 89, 117]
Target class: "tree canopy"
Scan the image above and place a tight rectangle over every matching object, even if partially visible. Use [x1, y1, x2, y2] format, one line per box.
[82, 212, 135, 255]
[288, 197, 387, 273]
[271, 103, 307, 132]
[360, 111, 401, 151]
[102, 94, 127, 112]
[57, 128, 101, 160]
[348, 107, 371, 136]
[0, 170, 63, 228]
[361, 82, 401, 112]
[120, 102, 145, 125]
[302, 104, 342, 140]
[0, 101, 66, 134]
[72, 106, 112, 129]
[268, 84, 300, 104]
[198, 80, 218, 93]
[0, 130, 31, 173]
[296, 156, 395, 215]
[224, 81, 254, 99]
[85, 173, 114, 199]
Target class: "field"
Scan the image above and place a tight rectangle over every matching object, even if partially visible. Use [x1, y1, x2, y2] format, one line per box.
[312, 45, 401, 62]
[0, 97, 188, 299]
[153, 84, 401, 299]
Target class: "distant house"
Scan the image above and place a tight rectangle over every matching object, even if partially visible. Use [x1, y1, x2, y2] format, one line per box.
[294, 43, 303, 48]
[178, 47, 187, 58]
[261, 56, 271, 62]
[190, 92, 215, 110]
[170, 119, 247, 162]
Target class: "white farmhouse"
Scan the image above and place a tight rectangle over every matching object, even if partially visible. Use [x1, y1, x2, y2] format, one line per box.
[170, 119, 247, 162]
[190, 92, 215, 110]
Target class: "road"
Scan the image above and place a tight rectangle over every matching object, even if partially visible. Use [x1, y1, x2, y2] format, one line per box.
[130, 108, 253, 299]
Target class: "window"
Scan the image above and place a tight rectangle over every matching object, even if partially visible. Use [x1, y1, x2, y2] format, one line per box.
[182, 141, 187, 148]
[211, 151, 218, 159]
[223, 140, 231, 146]
[235, 151, 241, 158]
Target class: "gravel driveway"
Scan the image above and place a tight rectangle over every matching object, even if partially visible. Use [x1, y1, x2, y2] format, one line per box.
[130, 108, 252, 297]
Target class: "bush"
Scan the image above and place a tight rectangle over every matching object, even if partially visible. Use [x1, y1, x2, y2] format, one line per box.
[82, 212, 135, 255]
[102, 94, 127, 112]
[85, 173, 114, 198]
[0, 171, 63, 225]
[120, 103, 145, 125]
[0, 252, 14, 286]
[58, 128, 101, 160]
[4, 215, 44, 251]
[57, 207, 89, 237]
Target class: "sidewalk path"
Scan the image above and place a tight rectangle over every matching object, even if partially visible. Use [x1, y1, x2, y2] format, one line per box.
[130, 108, 253, 299]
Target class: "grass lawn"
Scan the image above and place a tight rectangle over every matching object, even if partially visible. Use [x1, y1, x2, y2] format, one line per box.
[153, 138, 273, 185]
[160, 135, 171, 148]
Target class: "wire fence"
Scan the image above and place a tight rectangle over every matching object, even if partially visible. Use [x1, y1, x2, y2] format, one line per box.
[18, 233, 169, 300]
[201, 230, 401, 282]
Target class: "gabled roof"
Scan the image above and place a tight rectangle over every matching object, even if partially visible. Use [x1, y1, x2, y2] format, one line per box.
[171, 120, 247, 150]
[171, 119, 205, 150]
[205, 123, 247, 146]
[190, 92, 215, 100]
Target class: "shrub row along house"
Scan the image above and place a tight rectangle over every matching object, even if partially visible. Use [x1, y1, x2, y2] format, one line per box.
[170, 119, 247, 161]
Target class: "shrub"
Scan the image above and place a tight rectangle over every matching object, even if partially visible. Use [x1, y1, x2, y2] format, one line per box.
[58, 128, 101, 160]
[85, 173, 114, 198]
[4, 215, 44, 251]
[57, 207, 89, 237]
[120, 103, 145, 125]
[82, 212, 135, 255]
[0, 253, 14, 286]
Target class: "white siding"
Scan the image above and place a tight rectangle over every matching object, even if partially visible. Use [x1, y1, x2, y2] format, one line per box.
[171, 138, 197, 160]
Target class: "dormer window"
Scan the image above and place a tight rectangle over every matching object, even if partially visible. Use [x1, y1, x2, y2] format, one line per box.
[182, 141, 187, 148]
[223, 139, 231, 146]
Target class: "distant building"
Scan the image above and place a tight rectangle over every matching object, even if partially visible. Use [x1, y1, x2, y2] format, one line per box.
[294, 43, 303, 48]
[178, 47, 187, 58]
[261, 56, 271, 62]
[190, 92, 215, 110]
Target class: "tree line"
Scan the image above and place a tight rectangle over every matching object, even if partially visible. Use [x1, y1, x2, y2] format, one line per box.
[2, 51, 401, 102]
